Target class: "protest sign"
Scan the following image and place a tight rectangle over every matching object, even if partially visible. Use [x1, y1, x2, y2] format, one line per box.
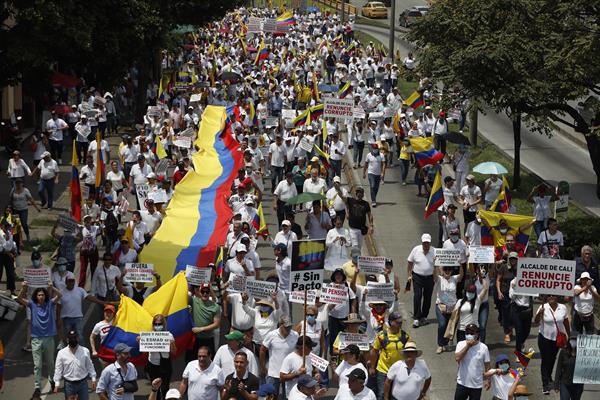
[83, 110, 97, 119]
[320, 283, 348, 305]
[368, 111, 384, 120]
[323, 97, 354, 119]
[338, 332, 370, 351]
[81, 184, 90, 200]
[263, 19, 278, 32]
[299, 138, 314, 153]
[189, 94, 202, 103]
[173, 136, 192, 148]
[185, 265, 212, 286]
[290, 240, 325, 292]
[514, 257, 576, 297]
[248, 17, 262, 33]
[434, 249, 462, 267]
[58, 214, 79, 232]
[230, 274, 247, 292]
[24, 268, 51, 288]
[178, 127, 196, 137]
[148, 189, 168, 204]
[136, 184, 149, 211]
[358, 256, 386, 274]
[139, 331, 172, 352]
[282, 109, 297, 120]
[146, 106, 162, 117]
[555, 194, 569, 214]
[265, 117, 279, 128]
[574, 334, 600, 384]
[309, 353, 330, 372]
[468, 245, 495, 264]
[155, 159, 170, 176]
[353, 107, 366, 120]
[289, 290, 316, 305]
[124, 263, 155, 283]
[366, 282, 395, 303]
[246, 280, 277, 299]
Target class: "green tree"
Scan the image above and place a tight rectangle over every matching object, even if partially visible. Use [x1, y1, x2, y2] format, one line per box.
[408, 0, 600, 196]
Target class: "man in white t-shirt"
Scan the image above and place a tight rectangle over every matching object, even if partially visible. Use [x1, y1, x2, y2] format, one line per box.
[407, 233, 436, 328]
[363, 144, 385, 207]
[46, 111, 68, 163]
[260, 317, 298, 396]
[454, 323, 491, 399]
[459, 175, 482, 224]
[32, 151, 59, 209]
[140, 200, 163, 237]
[269, 135, 287, 191]
[384, 342, 431, 400]
[280, 336, 316, 398]
[537, 217, 563, 259]
[180, 346, 225, 400]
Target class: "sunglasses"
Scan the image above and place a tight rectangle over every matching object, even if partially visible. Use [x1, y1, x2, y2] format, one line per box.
[200, 290, 210, 294]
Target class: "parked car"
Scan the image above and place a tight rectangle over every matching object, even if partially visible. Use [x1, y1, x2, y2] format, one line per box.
[414, 5, 430, 14]
[399, 8, 424, 27]
[362, 2, 389, 19]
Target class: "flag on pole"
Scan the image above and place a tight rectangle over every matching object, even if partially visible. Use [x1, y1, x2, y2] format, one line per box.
[338, 82, 352, 99]
[424, 171, 444, 219]
[293, 109, 311, 127]
[95, 130, 104, 189]
[70, 140, 82, 221]
[215, 246, 224, 278]
[276, 10, 296, 25]
[409, 137, 444, 167]
[403, 91, 424, 109]
[490, 176, 511, 212]
[255, 41, 269, 65]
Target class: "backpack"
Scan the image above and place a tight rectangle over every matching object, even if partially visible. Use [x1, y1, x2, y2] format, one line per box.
[378, 329, 409, 354]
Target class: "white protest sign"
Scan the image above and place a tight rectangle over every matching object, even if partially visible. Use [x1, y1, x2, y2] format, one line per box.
[289, 290, 316, 305]
[299, 138, 314, 153]
[246, 280, 277, 299]
[230, 274, 247, 292]
[366, 282, 395, 303]
[263, 19, 278, 32]
[185, 265, 212, 286]
[320, 283, 348, 305]
[265, 117, 279, 128]
[139, 331, 172, 352]
[136, 184, 149, 211]
[81, 184, 90, 200]
[353, 107, 366, 120]
[58, 214, 79, 232]
[282, 109, 297, 120]
[189, 94, 202, 103]
[83, 110, 97, 119]
[514, 257, 576, 297]
[24, 268, 51, 288]
[290, 240, 325, 292]
[124, 263, 155, 283]
[155, 159, 170, 177]
[338, 332, 370, 351]
[178, 127, 196, 137]
[434, 249, 462, 267]
[468, 246, 495, 264]
[309, 353, 330, 372]
[324, 97, 354, 119]
[358, 256, 386, 275]
[555, 194, 569, 214]
[384, 108, 395, 118]
[574, 334, 600, 384]
[174, 136, 192, 148]
[148, 189, 168, 204]
[248, 17, 262, 33]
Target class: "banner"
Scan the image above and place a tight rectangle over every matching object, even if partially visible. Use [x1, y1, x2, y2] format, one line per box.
[136, 184, 149, 211]
[289, 290, 316, 305]
[125, 263, 155, 283]
[338, 332, 370, 351]
[573, 334, 600, 384]
[366, 282, 395, 302]
[358, 256, 386, 274]
[246, 280, 277, 299]
[290, 240, 325, 292]
[185, 265, 212, 286]
[320, 283, 348, 305]
[263, 19, 278, 32]
[299, 138, 314, 153]
[23, 268, 51, 288]
[309, 352, 329, 372]
[282, 109, 297, 120]
[353, 107, 366, 120]
[58, 214, 79, 232]
[173, 136, 192, 148]
[248, 17, 262, 33]
[514, 257, 576, 297]
[231, 274, 247, 292]
[468, 245, 495, 264]
[324, 97, 354, 119]
[139, 331, 172, 352]
[434, 249, 462, 267]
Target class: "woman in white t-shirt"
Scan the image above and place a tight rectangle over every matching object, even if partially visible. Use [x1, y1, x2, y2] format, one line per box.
[573, 272, 599, 334]
[527, 184, 557, 237]
[454, 281, 488, 343]
[434, 264, 464, 353]
[484, 354, 516, 400]
[243, 295, 281, 350]
[483, 174, 503, 208]
[295, 305, 325, 357]
[534, 294, 570, 394]
[89, 304, 115, 367]
[142, 314, 176, 400]
[105, 161, 128, 196]
[332, 344, 368, 392]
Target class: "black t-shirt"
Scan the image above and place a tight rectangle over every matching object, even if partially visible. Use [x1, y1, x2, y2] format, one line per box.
[291, 222, 303, 239]
[326, 54, 337, 67]
[224, 372, 260, 399]
[347, 198, 371, 229]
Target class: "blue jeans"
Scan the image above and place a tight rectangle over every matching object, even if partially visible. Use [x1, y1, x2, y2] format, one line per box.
[368, 173, 381, 203]
[266, 376, 284, 400]
[271, 166, 284, 193]
[15, 208, 29, 239]
[478, 302, 489, 343]
[376, 371, 387, 400]
[454, 383, 482, 400]
[331, 159, 342, 179]
[62, 316, 84, 342]
[534, 220, 546, 238]
[38, 178, 55, 208]
[435, 305, 451, 346]
[352, 141, 365, 166]
[64, 378, 89, 400]
[560, 383, 584, 400]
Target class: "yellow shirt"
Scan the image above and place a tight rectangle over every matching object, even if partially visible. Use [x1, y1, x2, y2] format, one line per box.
[342, 260, 365, 286]
[399, 144, 412, 160]
[373, 329, 410, 373]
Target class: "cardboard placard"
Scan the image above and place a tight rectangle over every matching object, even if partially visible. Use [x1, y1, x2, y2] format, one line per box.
[468, 245, 495, 264]
[185, 265, 212, 286]
[265, 117, 279, 128]
[514, 257, 576, 297]
[174, 136, 192, 148]
[309, 352, 330, 372]
[231, 274, 247, 292]
[434, 249, 462, 267]
[81, 184, 91, 200]
[555, 194, 569, 214]
[320, 283, 348, 305]
[289, 290, 316, 305]
[366, 282, 395, 303]
[58, 214, 79, 232]
[353, 107, 366, 120]
[338, 332, 370, 351]
[136, 184, 149, 211]
[324, 97, 354, 119]
[246, 280, 277, 299]
[299, 138, 314, 153]
[124, 263, 155, 283]
[139, 331, 172, 352]
[24, 268, 51, 288]
[368, 111, 384, 119]
[358, 256, 386, 275]
[573, 334, 600, 384]
[290, 240, 325, 292]
[83, 110, 98, 119]
[146, 106, 162, 118]
[282, 109, 297, 120]
[155, 159, 170, 176]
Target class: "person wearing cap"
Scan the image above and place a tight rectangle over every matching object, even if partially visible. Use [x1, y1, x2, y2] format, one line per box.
[573, 271, 599, 334]
[432, 110, 448, 154]
[96, 342, 138, 399]
[451, 144, 471, 190]
[280, 336, 317, 398]
[53, 329, 96, 399]
[257, 383, 278, 400]
[120, 134, 139, 180]
[224, 242, 255, 285]
[483, 354, 516, 400]
[363, 142, 385, 208]
[260, 316, 299, 396]
[90, 304, 115, 361]
[30, 151, 59, 209]
[273, 171, 298, 227]
[329, 131, 347, 178]
[454, 282, 489, 343]
[343, 186, 373, 251]
[407, 233, 436, 328]
[243, 292, 281, 351]
[239, 197, 260, 236]
[384, 342, 431, 400]
[45, 111, 68, 163]
[140, 197, 163, 238]
[288, 373, 326, 400]
[274, 219, 298, 259]
[16, 280, 62, 398]
[454, 323, 491, 399]
[458, 174, 482, 224]
[442, 226, 469, 293]
[496, 251, 518, 344]
[189, 283, 220, 360]
[350, 119, 367, 168]
[213, 329, 259, 379]
[77, 213, 101, 286]
[434, 256, 465, 353]
[333, 344, 369, 392]
[334, 367, 376, 400]
[268, 134, 287, 192]
[80, 154, 98, 197]
[423, 106, 435, 136]
[326, 176, 349, 223]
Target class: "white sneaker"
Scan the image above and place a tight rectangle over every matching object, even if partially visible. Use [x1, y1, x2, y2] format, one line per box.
[412, 319, 419, 328]
[58, 158, 63, 165]
[436, 346, 443, 354]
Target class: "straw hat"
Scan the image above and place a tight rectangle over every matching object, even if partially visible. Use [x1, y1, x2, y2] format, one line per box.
[513, 384, 532, 396]
[402, 341, 423, 357]
[343, 313, 365, 324]
[256, 299, 274, 308]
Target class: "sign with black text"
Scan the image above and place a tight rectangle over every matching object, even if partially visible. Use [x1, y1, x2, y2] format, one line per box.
[139, 331, 171, 352]
[124, 263, 154, 283]
[434, 249, 462, 267]
[185, 265, 212, 286]
[468, 245, 495, 264]
[366, 282, 395, 302]
[358, 256, 386, 274]
[246, 280, 277, 299]
[514, 257, 576, 297]
[290, 240, 325, 292]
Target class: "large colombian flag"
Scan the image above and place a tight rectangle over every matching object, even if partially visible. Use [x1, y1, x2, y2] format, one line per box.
[276, 10, 296, 26]
[98, 273, 194, 365]
[409, 137, 444, 167]
[424, 170, 443, 219]
[478, 210, 534, 252]
[140, 106, 243, 277]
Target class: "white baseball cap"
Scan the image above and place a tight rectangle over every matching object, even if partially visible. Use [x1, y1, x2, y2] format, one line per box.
[165, 388, 181, 399]
[421, 233, 432, 243]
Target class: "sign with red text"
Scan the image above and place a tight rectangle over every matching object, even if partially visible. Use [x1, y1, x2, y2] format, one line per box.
[324, 98, 354, 119]
[514, 258, 576, 297]
[320, 283, 348, 305]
